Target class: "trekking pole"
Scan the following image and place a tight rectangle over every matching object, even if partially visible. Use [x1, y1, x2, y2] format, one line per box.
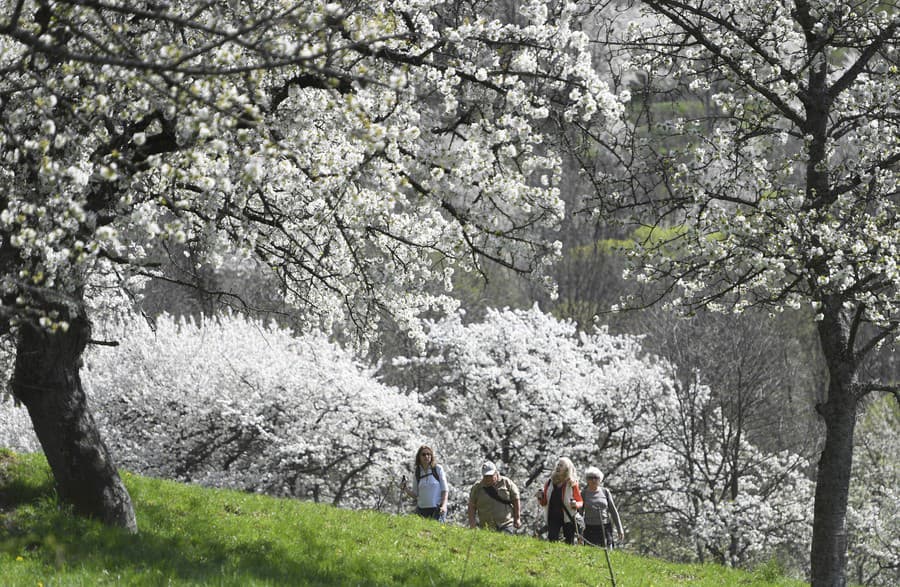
[602, 543, 616, 587]
[599, 526, 617, 587]
[579, 527, 616, 587]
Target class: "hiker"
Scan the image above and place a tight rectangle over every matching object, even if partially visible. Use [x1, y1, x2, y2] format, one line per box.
[536, 457, 583, 544]
[581, 466, 624, 548]
[467, 460, 522, 533]
[401, 445, 449, 521]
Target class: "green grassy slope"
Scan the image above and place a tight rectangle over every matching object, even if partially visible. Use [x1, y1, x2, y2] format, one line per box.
[0, 451, 803, 586]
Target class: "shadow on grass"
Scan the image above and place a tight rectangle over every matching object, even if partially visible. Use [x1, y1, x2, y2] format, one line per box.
[0, 476, 54, 510]
[9, 496, 505, 586]
[0, 452, 55, 509]
[70, 526, 491, 586]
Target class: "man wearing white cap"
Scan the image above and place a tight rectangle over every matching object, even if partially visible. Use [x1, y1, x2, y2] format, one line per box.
[467, 460, 521, 533]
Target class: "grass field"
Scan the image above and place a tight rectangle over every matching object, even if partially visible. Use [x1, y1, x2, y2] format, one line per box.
[0, 450, 805, 586]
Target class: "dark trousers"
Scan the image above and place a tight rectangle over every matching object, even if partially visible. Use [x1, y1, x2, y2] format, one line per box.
[416, 507, 444, 522]
[547, 515, 575, 544]
[583, 523, 615, 548]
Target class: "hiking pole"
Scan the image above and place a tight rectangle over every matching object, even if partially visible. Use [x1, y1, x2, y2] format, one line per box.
[602, 543, 616, 587]
[579, 527, 616, 587]
[598, 527, 617, 587]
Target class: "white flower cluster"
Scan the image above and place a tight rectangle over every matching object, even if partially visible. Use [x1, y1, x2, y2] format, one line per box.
[79, 312, 431, 507]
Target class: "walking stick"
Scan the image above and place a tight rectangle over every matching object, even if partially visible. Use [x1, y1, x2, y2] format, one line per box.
[598, 524, 617, 587]
[579, 524, 617, 586]
[602, 542, 617, 587]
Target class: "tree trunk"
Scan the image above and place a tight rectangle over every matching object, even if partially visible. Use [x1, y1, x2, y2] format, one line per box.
[810, 383, 856, 587]
[11, 313, 137, 533]
[810, 305, 857, 587]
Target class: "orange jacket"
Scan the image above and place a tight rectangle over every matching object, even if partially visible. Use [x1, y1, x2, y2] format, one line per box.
[537, 478, 583, 522]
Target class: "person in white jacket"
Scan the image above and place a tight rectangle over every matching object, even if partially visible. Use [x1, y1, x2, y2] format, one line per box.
[535, 457, 583, 544]
[401, 445, 449, 521]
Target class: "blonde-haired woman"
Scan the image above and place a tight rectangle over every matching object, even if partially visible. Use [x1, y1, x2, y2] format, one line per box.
[536, 457, 583, 544]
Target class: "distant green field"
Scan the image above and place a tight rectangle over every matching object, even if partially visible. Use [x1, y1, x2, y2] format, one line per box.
[0, 451, 804, 586]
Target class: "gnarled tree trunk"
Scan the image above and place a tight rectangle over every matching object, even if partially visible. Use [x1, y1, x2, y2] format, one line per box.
[11, 309, 137, 533]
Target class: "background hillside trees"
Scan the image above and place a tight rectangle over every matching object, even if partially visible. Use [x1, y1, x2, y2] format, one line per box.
[635, 307, 824, 458]
[0, 0, 620, 529]
[579, 2, 900, 584]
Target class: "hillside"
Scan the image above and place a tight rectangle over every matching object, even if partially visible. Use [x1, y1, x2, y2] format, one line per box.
[0, 451, 804, 586]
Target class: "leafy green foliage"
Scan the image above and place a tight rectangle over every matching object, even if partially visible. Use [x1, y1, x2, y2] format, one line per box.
[0, 452, 804, 586]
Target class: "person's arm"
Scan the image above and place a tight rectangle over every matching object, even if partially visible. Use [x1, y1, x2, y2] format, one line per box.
[536, 480, 547, 506]
[467, 497, 477, 528]
[509, 480, 522, 528]
[438, 466, 449, 513]
[512, 497, 521, 528]
[571, 482, 584, 509]
[400, 475, 416, 499]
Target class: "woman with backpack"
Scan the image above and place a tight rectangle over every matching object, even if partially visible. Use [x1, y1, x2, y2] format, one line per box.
[536, 457, 583, 544]
[401, 445, 449, 521]
[581, 466, 624, 548]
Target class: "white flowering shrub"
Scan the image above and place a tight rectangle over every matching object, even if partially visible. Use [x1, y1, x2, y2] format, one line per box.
[0, 403, 40, 454]
[392, 305, 667, 478]
[639, 382, 814, 571]
[0, 397, 40, 453]
[81, 312, 432, 508]
[0, 342, 40, 452]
